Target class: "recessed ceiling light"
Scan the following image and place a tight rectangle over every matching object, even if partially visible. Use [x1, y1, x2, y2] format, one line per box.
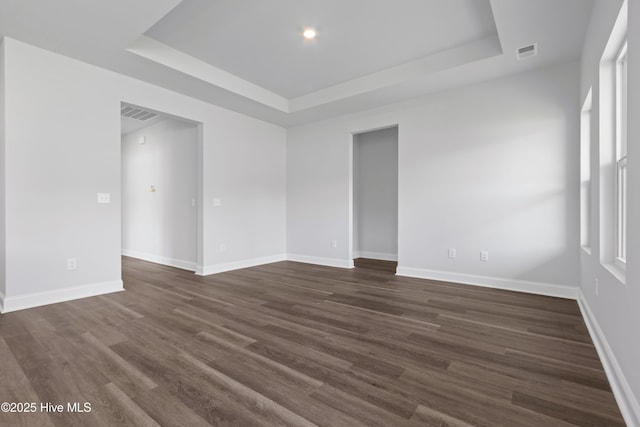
[303, 28, 317, 40]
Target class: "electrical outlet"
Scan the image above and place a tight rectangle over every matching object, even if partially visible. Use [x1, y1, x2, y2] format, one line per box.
[332, 240, 338, 248]
[67, 258, 77, 271]
[97, 193, 110, 204]
[448, 248, 456, 259]
[480, 251, 489, 262]
[595, 278, 599, 296]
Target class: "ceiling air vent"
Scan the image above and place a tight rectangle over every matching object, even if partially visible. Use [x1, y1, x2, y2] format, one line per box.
[120, 105, 158, 121]
[516, 43, 538, 60]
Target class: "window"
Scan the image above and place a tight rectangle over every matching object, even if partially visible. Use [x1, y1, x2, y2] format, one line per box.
[598, 0, 627, 282]
[615, 42, 627, 265]
[580, 89, 592, 252]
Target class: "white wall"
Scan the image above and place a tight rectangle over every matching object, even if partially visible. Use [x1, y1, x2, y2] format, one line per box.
[353, 127, 398, 260]
[579, 0, 640, 425]
[628, 0, 640, 419]
[0, 37, 286, 312]
[0, 39, 5, 307]
[122, 118, 197, 270]
[288, 62, 580, 296]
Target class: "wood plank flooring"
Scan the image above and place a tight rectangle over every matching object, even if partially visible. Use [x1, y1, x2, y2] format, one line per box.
[0, 257, 625, 426]
[353, 258, 397, 273]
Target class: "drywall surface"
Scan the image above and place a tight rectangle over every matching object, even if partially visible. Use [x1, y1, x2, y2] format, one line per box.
[0, 39, 5, 302]
[1, 37, 286, 311]
[579, 0, 640, 424]
[122, 118, 197, 270]
[4, 37, 123, 303]
[287, 62, 580, 290]
[353, 127, 398, 260]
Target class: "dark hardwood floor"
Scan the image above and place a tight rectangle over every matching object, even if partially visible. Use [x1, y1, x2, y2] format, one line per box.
[353, 258, 397, 273]
[0, 257, 625, 426]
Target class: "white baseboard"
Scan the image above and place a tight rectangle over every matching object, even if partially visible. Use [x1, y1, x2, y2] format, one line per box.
[578, 290, 640, 427]
[353, 251, 398, 261]
[396, 266, 578, 299]
[286, 254, 354, 269]
[197, 254, 286, 276]
[0, 290, 5, 313]
[122, 249, 196, 271]
[0, 280, 124, 314]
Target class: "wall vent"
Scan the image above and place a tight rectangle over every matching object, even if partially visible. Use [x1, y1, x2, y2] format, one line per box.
[120, 105, 158, 121]
[516, 43, 538, 60]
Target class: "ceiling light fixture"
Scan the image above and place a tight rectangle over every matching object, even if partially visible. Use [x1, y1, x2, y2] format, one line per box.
[303, 28, 317, 40]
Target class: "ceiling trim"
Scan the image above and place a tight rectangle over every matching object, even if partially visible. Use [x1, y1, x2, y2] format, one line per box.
[127, 35, 290, 112]
[128, 34, 502, 115]
[290, 35, 502, 112]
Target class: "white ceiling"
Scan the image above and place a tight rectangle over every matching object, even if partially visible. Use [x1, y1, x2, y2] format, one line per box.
[145, 0, 498, 99]
[0, 0, 594, 127]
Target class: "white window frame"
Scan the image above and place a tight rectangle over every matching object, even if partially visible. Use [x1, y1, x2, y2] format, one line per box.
[580, 89, 592, 253]
[598, 0, 627, 283]
[616, 157, 627, 263]
[615, 41, 627, 267]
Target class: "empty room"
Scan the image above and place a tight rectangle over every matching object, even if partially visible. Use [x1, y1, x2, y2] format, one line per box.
[0, 0, 638, 426]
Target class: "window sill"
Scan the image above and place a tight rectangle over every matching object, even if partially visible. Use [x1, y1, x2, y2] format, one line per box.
[603, 262, 626, 284]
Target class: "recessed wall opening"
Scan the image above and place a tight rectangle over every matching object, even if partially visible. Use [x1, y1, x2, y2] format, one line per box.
[351, 126, 399, 273]
[120, 102, 201, 272]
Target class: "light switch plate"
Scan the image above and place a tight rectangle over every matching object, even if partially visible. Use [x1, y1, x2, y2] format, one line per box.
[213, 198, 222, 207]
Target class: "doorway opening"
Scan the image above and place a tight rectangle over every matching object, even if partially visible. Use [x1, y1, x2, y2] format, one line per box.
[351, 126, 399, 273]
[120, 103, 201, 272]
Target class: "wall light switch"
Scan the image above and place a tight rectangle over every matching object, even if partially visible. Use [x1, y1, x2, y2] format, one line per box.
[97, 193, 110, 204]
[67, 258, 77, 271]
[448, 248, 456, 259]
[332, 240, 338, 248]
[213, 198, 222, 207]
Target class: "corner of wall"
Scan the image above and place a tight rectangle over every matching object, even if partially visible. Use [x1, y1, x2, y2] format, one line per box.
[579, 1, 640, 425]
[0, 280, 124, 314]
[577, 290, 640, 427]
[197, 254, 287, 276]
[286, 254, 354, 269]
